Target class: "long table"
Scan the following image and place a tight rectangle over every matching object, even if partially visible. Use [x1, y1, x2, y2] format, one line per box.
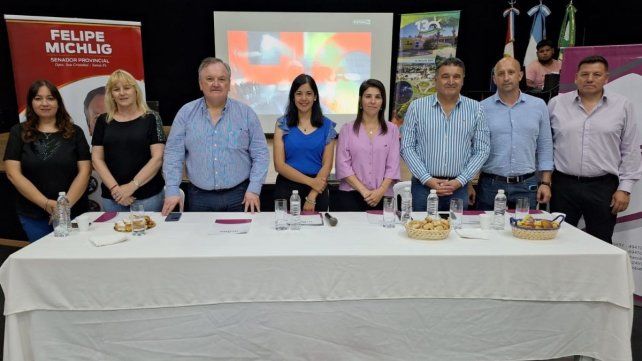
[0, 212, 633, 361]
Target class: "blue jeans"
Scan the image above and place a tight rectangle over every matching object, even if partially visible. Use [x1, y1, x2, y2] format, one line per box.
[476, 174, 538, 211]
[101, 191, 165, 212]
[18, 215, 53, 242]
[188, 180, 248, 212]
[411, 177, 469, 212]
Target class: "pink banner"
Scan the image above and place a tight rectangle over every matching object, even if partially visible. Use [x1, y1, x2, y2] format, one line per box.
[561, 45, 642, 299]
[559, 44, 642, 93]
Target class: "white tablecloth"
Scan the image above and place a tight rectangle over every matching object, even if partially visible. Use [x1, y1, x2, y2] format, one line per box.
[0, 212, 634, 361]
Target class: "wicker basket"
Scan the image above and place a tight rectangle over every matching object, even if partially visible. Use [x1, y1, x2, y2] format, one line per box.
[509, 215, 565, 240]
[405, 223, 451, 240]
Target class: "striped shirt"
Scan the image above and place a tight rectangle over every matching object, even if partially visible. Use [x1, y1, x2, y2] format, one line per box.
[401, 94, 490, 186]
[163, 97, 269, 197]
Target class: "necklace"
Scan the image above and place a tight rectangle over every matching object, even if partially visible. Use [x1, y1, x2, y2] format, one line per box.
[299, 125, 313, 133]
[365, 125, 379, 135]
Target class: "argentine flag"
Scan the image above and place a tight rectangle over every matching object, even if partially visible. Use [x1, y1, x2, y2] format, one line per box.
[523, 3, 551, 66]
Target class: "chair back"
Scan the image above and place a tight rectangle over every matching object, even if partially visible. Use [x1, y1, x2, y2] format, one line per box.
[392, 181, 411, 211]
[178, 188, 185, 212]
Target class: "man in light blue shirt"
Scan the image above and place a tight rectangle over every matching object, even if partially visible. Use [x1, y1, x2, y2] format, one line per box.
[401, 57, 490, 211]
[162, 58, 269, 214]
[476, 57, 553, 210]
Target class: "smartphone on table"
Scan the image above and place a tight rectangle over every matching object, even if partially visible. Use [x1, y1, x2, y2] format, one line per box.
[165, 212, 182, 222]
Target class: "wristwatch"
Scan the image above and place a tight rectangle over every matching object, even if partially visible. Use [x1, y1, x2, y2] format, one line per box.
[132, 179, 141, 188]
[538, 181, 551, 187]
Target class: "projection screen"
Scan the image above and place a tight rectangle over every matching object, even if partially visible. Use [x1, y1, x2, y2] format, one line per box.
[214, 12, 393, 133]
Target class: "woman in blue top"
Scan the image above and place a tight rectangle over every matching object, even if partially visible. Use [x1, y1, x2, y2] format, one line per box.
[274, 74, 337, 211]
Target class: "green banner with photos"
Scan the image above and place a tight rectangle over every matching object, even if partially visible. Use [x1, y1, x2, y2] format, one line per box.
[392, 11, 460, 125]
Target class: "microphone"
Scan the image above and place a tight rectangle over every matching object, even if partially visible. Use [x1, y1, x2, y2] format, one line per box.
[324, 212, 338, 227]
[324, 182, 338, 226]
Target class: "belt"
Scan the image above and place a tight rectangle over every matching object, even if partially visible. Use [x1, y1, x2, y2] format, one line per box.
[412, 176, 455, 183]
[432, 176, 454, 181]
[481, 172, 535, 184]
[191, 179, 249, 193]
[553, 171, 616, 183]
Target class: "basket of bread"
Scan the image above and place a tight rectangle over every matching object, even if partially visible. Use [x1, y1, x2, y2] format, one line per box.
[509, 214, 564, 240]
[405, 217, 451, 240]
[114, 216, 156, 232]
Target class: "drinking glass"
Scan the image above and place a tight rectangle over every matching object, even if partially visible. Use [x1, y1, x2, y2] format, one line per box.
[274, 199, 288, 231]
[479, 213, 492, 230]
[516, 197, 530, 220]
[130, 203, 146, 236]
[449, 198, 464, 229]
[382, 196, 396, 228]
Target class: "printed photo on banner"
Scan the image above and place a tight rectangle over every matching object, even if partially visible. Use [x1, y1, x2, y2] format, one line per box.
[393, 11, 460, 125]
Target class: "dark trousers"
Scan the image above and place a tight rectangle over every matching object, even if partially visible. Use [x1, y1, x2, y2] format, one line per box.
[274, 174, 329, 212]
[550, 171, 618, 243]
[411, 177, 468, 212]
[188, 179, 249, 212]
[333, 190, 383, 212]
[476, 174, 539, 211]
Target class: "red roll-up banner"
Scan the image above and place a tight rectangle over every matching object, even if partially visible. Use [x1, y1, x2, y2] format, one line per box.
[5, 15, 146, 210]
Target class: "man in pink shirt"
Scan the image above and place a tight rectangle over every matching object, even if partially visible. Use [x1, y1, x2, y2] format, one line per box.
[548, 55, 642, 243]
[526, 39, 562, 90]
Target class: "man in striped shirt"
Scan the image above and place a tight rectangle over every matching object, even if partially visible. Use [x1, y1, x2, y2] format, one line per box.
[401, 57, 490, 211]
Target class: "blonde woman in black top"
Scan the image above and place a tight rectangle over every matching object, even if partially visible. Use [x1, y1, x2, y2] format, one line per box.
[92, 69, 166, 211]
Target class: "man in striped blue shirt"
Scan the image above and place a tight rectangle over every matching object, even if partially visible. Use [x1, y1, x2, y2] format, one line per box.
[401, 57, 490, 211]
[162, 58, 269, 214]
[476, 57, 553, 210]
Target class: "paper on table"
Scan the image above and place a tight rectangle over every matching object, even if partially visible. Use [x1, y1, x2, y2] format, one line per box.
[463, 210, 485, 215]
[93, 212, 118, 222]
[212, 219, 252, 234]
[462, 211, 489, 225]
[89, 233, 129, 247]
[300, 213, 324, 226]
[455, 228, 490, 239]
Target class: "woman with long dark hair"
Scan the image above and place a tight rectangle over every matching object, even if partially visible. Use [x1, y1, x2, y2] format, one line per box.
[334, 79, 400, 211]
[91, 69, 165, 211]
[273, 74, 336, 211]
[4, 80, 91, 241]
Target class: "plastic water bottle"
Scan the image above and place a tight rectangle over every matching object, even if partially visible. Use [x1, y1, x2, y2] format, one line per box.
[493, 189, 507, 230]
[426, 189, 439, 220]
[290, 190, 301, 230]
[400, 186, 412, 223]
[53, 191, 70, 237]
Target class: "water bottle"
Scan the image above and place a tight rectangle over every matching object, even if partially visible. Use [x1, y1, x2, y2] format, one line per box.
[400, 186, 412, 223]
[426, 189, 439, 220]
[290, 190, 301, 230]
[53, 191, 70, 237]
[493, 189, 507, 230]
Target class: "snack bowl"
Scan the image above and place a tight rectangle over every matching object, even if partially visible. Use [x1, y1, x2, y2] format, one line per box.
[509, 214, 565, 240]
[405, 218, 451, 240]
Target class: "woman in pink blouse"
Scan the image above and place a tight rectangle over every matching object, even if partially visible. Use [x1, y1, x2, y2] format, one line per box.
[334, 79, 400, 211]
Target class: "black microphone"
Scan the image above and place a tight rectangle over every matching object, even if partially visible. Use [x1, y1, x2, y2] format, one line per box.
[324, 185, 338, 226]
[325, 212, 338, 227]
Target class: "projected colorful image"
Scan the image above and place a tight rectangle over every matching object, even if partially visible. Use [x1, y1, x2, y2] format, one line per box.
[227, 31, 372, 115]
